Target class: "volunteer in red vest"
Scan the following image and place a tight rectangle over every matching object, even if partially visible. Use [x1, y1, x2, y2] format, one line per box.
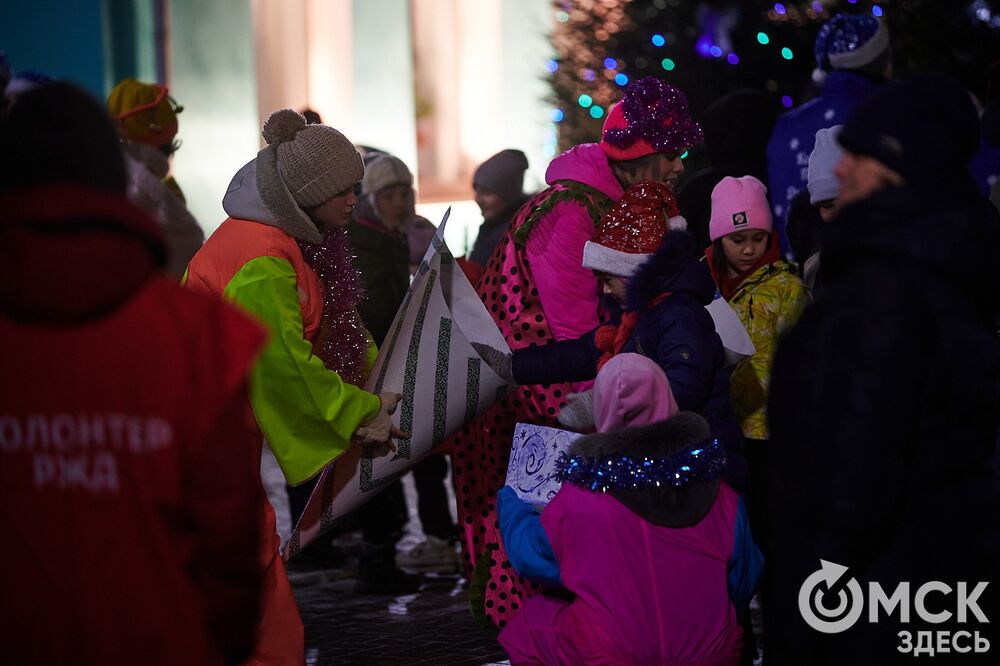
[0, 82, 265, 665]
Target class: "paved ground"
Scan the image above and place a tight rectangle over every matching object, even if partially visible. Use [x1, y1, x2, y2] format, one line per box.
[264, 447, 509, 665]
[290, 564, 508, 666]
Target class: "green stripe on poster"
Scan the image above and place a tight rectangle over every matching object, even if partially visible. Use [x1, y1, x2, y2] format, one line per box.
[432, 317, 452, 446]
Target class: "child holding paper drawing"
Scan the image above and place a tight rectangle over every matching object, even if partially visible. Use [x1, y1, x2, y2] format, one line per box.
[497, 354, 763, 665]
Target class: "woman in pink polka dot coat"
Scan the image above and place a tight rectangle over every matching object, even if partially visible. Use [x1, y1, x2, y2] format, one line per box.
[450, 77, 704, 627]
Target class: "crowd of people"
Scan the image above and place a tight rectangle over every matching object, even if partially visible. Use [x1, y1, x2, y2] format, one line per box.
[2, 10, 1000, 665]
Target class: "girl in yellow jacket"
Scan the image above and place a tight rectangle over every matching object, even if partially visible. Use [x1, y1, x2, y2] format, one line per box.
[704, 176, 808, 550]
[185, 109, 402, 665]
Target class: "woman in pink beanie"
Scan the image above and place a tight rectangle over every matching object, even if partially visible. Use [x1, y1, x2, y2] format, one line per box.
[497, 354, 763, 665]
[703, 175, 808, 549]
[449, 76, 702, 628]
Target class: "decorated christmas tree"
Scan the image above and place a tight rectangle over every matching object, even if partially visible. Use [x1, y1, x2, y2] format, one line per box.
[549, 0, 1000, 151]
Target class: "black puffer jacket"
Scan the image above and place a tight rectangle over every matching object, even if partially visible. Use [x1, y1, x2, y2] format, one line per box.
[764, 180, 1000, 664]
[347, 201, 410, 347]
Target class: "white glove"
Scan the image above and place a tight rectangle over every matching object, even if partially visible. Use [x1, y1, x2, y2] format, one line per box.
[471, 342, 514, 383]
[557, 389, 595, 431]
[355, 392, 402, 448]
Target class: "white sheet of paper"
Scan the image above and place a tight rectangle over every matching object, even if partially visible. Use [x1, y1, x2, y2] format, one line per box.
[285, 209, 514, 558]
[505, 422, 583, 511]
[705, 294, 755, 366]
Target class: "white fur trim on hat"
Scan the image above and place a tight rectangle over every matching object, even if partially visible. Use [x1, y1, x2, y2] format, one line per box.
[829, 20, 889, 71]
[668, 215, 687, 231]
[582, 241, 653, 278]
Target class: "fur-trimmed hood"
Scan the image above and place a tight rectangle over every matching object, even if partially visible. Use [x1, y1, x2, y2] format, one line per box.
[625, 230, 716, 311]
[567, 412, 722, 527]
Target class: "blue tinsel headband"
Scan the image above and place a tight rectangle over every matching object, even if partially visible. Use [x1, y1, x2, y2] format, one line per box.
[555, 438, 726, 493]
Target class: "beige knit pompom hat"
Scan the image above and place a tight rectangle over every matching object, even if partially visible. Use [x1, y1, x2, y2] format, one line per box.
[254, 108, 364, 242]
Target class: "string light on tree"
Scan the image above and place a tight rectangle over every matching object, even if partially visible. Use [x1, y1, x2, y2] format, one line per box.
[546, 0, 996, 151]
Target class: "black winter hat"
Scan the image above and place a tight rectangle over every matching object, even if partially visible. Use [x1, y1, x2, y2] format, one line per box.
[0, 82, 127, 194]
[837, 73, 980, 191]
[473, 149, 529, 205]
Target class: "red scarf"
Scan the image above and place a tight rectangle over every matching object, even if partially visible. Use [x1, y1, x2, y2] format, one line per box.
[704, 231, 782, 300]
[594, 292, 671, 370]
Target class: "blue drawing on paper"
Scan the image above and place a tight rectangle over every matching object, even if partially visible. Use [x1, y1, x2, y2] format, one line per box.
[506, 423, 582, 509]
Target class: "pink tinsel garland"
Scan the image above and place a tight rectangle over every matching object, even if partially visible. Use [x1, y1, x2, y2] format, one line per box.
[297, 228, 370, 387]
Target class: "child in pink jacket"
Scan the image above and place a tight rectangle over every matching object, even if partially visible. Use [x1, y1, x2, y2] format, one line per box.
[498, 353, 763, 665]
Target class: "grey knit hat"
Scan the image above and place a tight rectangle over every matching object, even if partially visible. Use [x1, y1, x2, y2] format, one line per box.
[473, 149, 529, 205]
[807, 125, 844, 205]
[255, 108, 363, 242]
[362, 154, 413, 196]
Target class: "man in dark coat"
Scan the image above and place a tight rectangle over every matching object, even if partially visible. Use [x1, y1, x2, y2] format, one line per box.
[765, 73, 1000, 664]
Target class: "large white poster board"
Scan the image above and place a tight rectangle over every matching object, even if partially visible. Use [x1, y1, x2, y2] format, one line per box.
[284, 211, 513, 559]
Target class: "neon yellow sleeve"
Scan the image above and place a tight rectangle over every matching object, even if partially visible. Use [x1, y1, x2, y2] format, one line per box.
[223, 256, 380, 485]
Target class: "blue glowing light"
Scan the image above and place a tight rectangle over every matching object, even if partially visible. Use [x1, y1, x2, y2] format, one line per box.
[604, 57, 617, 70]
[551, 108, 564, 122]
[614, 72, 629, 86]
[545, 59, 559, 73]
[651, 33, 666, 47]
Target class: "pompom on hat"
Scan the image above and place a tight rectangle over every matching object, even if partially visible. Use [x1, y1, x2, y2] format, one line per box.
[107, 78, 182, 149]
[812, 14, 890, 82]
[600, 77, 703, 161]
[708, 176, 773, 242]
[253, 108, 364, 243]
[583, 179, 686, 278]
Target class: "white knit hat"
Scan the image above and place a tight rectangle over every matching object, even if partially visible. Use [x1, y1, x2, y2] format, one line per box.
[362, 154, 413, 196]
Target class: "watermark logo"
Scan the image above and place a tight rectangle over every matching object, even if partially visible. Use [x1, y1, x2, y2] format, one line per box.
[797, 560, 991, 657]
[799, 559, 865, 633]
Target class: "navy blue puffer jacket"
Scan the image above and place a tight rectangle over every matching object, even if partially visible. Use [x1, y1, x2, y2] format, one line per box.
[513, 231, 747, 490]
